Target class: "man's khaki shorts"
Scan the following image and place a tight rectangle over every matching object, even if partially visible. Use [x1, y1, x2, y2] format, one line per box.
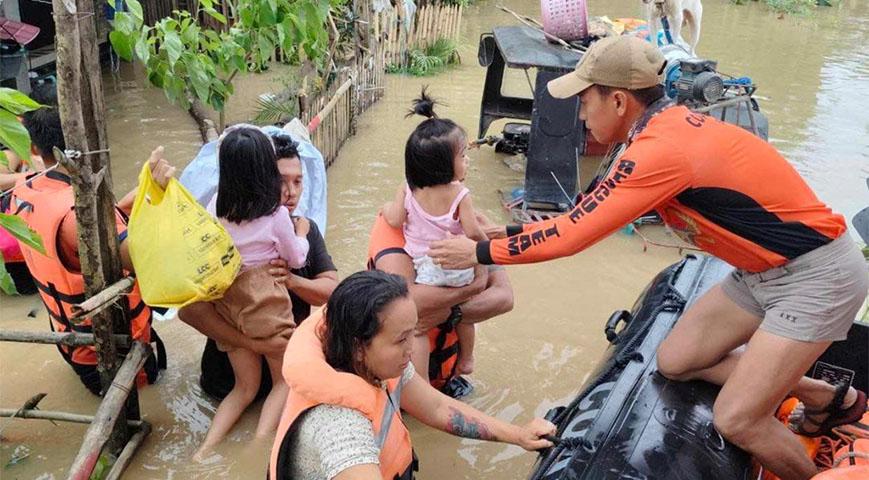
[722, 234, 868, 342]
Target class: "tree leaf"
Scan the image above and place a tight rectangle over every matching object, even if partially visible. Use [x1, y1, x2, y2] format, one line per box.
[109, 30, 134, 61]
[163, 30, 183, 67]
[0, 88, 42, 115]
[0, 213, 45, 254]
[258, 33, 274, 65]
[125, 0, 144, 23]
[0, 110, 32, 162]
[258, 4, 278, 26]
[112, 11, 137, 34]
[0, 256, 17, 295]
[187, 58, 211, 102]
[204, 7, 227, 25]
[0, 150, 7, 168]
[134, 26, 150, 63]
[239, 7, 254, 25]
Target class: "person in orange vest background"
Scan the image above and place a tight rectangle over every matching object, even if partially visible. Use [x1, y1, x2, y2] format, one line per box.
[427, 36, 868, 480]
[3, 105, 169, 395]
[270, 270, 554, 480]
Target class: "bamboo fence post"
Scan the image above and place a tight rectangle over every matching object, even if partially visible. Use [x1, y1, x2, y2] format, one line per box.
[70, 277, 136, 320]
[456, 5, 462, 40]
[0, 331, 132, 348]
[437, 5, 444, 41]
[0, 409, 144, 428]
[66, 342, 150, 480]
[52, 0, 136, 455]
[104, 422, 152, 480]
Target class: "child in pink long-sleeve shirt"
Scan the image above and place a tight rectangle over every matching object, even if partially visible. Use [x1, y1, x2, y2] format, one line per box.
[195, 126, 308, 460]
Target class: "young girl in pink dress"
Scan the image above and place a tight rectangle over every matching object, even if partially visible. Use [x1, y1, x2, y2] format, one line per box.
[194, 126, 308, 459]
[383, 89, 486, 375]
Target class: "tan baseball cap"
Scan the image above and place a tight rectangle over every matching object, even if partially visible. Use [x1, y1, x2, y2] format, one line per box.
[548, 36, 666, 99]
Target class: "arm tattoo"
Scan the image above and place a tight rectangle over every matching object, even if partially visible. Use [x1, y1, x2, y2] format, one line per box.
[447, 407, 494, 440]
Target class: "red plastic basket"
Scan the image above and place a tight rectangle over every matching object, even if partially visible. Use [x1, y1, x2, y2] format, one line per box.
[540, 0, 589, 42]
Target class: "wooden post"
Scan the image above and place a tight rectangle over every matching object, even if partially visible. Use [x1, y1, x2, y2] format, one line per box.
[52, 0, 135, 457]
[0, 409, 144, 428]
[67, 342, 150, 480]
[0, 330, 132, 348]
[104, 422, 151, 480]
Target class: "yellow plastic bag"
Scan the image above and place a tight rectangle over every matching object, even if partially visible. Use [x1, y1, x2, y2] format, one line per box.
[128, 162, 240, 308]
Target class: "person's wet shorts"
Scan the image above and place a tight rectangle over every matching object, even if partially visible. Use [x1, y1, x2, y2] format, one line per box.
[722, 234, 868, 342]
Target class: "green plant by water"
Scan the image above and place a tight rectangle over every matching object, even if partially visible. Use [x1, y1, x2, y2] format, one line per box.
[387, 38, 461, 77]
[0, 88, 46, 295]
[730, 0, 829, 15]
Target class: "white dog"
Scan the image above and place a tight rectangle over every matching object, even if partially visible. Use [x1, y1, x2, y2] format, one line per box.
[643, 0, 703, 54]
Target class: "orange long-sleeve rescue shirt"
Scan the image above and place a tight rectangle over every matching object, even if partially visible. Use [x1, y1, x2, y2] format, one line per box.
[479, 105, 846, 273]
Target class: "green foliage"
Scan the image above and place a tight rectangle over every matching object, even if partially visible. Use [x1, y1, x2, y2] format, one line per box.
[765, 0, 816, 14]
[0, 88, 42, 165]
[387, 38, 460, 76]
[0, 88, 46, 295]
[109, 0, 333, 116]
[730, 0, 817, 14]
[0, 213, 45, 296]
[253, 93, 300, 124]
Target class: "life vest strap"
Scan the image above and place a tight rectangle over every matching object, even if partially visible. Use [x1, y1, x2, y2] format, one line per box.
[32, 276, 86, 304]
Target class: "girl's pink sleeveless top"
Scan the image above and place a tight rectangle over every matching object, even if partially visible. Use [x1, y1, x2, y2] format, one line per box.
[403, 183, 469, 259]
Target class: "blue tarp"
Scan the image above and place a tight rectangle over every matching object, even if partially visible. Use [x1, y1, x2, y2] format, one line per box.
[179, 125, 328, 235]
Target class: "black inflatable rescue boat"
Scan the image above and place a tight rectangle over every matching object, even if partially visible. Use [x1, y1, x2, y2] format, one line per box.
[530, 254, 869, 480]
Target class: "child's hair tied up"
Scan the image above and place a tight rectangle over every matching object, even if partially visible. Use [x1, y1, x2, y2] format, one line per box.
[406, 86, 440, 119]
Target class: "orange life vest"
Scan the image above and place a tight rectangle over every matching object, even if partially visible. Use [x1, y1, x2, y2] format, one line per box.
[269, 309, 415, 480]
[9, 171, 164, 390]
[428, 315, 459, 391]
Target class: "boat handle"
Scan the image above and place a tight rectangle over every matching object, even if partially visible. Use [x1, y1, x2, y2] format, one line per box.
[605, 310, 632, 344]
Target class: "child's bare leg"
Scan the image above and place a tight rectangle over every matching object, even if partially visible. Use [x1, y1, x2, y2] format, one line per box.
[194, 348, 261, 460]
[456, 322, 476, 375]
[255, 353, 289, 437]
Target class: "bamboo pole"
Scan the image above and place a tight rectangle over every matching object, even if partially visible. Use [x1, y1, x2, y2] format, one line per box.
[70, 277, 136, 320]
[457, 4, 463, 43]
[66, 341, 150, 480]
[0, 409, 144, 428]
[0, 331, 132, 348]
[438, 6, 446, 44]
[104, 422, 152, 480]
[53, 0, 135, 454]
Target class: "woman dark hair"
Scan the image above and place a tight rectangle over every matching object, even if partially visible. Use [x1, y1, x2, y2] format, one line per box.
[270, 270, 556, 480]
[323, 270, 408, 382]
[215, 127, 283, 223]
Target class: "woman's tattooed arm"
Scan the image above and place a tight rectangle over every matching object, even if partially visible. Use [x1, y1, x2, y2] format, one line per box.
[447, 406, 495, 440]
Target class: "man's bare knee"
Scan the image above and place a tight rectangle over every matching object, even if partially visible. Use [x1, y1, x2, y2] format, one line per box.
[712, 400, 763, 447]
[656, 341, 695, 381]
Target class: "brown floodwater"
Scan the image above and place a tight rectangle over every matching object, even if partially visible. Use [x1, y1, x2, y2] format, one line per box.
[1, 0, 867, 478]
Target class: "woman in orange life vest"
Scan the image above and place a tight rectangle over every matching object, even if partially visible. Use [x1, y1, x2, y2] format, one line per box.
[366, 212, 514, 392]
[428, 36, 868, 480]
[269, 270, 554, 480]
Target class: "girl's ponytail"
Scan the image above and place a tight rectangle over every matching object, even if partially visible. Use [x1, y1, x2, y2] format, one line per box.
[406, 86, 439, 119]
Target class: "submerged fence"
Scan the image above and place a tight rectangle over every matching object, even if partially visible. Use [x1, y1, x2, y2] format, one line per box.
[379, 3, 464, 67]
[303, 2, 459, 168]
